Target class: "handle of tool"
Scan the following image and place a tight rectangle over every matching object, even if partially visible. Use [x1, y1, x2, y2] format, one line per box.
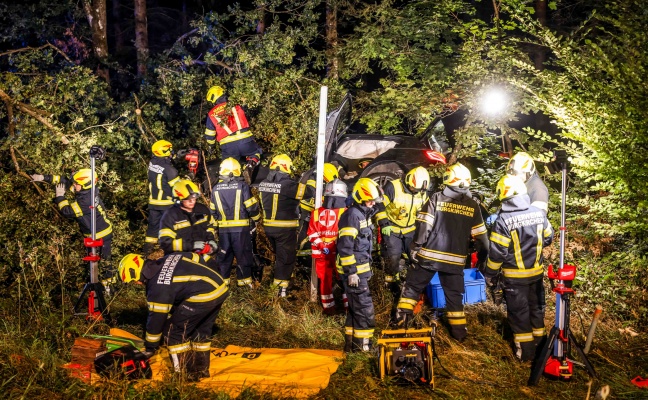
[583, 305, 603, 354]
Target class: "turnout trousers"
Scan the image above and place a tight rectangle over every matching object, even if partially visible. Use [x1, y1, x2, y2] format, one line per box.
[398, 266, 467, 341]
[382, 230, 414, 282]
[165, 294, 228, 376]
[220, 137, 262, 163]
[144, 208, 169, 253]
[216, 230, 254, 287]
[264, 227, 297, 288]
[503, 279, 547, 361]
[342, 274, 375, 352]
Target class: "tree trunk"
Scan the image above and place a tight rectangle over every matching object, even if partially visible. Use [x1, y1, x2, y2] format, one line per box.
[533, 0, 547, 70]
[256, 3, 266, 34]
[134, 0, 149, 79]
[112, 0, 124, 53]
[181, 0, 188, 33]
[326, 0, 338, 79]
[83, 0, 110, 83]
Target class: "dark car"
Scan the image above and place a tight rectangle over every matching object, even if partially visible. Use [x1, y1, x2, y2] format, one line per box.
[247, 93, 450, 188]
[323, 93, 447, 187]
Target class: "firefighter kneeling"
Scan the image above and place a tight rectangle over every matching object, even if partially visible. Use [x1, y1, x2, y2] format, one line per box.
[118, 252, 229, 380]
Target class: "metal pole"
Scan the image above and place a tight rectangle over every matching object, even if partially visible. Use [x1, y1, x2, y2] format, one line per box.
[89, 156, 98, 285]
[311, 86, 328, 302]
[554, 163, 568, 356]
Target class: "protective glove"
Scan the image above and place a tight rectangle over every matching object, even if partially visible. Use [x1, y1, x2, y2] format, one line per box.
[55, 183, 66, 197]
[193, 241, 206, 252]
[381, 225, 394, 237]
[207, 240, 218, 254]
[347, 273, 360, 287]
[486, 213, 499, 227]
[31, 174, 44, 182]
[410, 250, 419, 264]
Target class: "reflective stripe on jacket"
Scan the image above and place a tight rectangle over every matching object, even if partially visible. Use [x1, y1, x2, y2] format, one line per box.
[159, 204, 217, 254]
[204, 102, 252, 145]
[54, 188, 113, 239]
[412, 186, 489, 274]
[308, 207, 345, 258]
[142, 252, 228, 349]
[336, 203, 374, 276]
[258, 171, 306, 229]
[148, 157, 179, 209]
[210, 176, 260, 231]
[485, 195, 553, 284]
[375, 179, 427, 234]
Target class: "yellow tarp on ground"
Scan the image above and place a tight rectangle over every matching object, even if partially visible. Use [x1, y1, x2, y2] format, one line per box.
[148, 345, 345, 398]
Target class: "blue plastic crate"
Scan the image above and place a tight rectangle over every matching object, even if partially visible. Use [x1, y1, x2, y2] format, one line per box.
[425, 269, 487, 309]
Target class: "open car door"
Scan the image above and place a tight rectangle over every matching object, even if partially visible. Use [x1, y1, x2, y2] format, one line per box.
[324, 93, 353, 162]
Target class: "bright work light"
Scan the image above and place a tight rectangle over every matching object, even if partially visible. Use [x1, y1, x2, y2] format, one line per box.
[481, 88, 508, 116]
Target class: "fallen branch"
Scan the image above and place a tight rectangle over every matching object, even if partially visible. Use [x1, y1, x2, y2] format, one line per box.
[0, 42, 74, 64]
[0, 88, 70, 144]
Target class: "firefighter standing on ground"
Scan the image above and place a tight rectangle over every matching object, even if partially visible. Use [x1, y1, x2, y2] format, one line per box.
[118, 252, 229, 380]
[31, 170, 114, 261]
[258, 154, 307, 297]
[210, 158, 261, 287]
[507, 151, 549, 214]
[144, 140, 180, 254]
[203, 85, 263, 170]
[159, 180, 218, 260]
[482, 175, 553, 361]
[337, 178, 382, 352]
[395, 163, 489, 341]
[374, 166, 431, 293]
[307, 178, 349, 315]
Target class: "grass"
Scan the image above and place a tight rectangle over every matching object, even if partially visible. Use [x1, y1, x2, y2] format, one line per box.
[0, 262, 646, 399]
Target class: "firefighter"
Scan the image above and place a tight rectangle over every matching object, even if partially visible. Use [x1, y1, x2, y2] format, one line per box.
[307, 178, 349, 315]
[337, 178, 382, 352]
[395, 163, 489, 342]
[258, 154, 307, 296]
[118, 252, 229, 380]
[506, 151, 549, 214]
[31, 169, 113, 260]
[203, 85, 263, 170]
[144, 140, 180, 255]
[374, 166, 431, 293]
[482, 175, 553, 361]
[159, 180, 218, 260]
[210, 157, 261, 287]
[297, 162, 341, 258]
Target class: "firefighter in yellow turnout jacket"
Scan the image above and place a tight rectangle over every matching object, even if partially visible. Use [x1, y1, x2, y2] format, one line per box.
[145, 140, 180, 254]
[258, 154, 307, 296]
[118, 252, 229, 380]
[375, 167, 430, 291]
[396, 163, 489, 341]
[159, 180, 218, 259]
[337, 178, 382, 352]
[31, 169, 113, 260]
[482, 175, 553, 361]
[210, 158, 261, 286]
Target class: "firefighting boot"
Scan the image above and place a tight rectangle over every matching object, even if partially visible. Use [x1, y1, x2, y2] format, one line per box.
[187, 351, 211, 381]
[352, 337, 372, 353]
[277, 287, 288, 298]
[390, 309, 411, 329]
[344, 334, 354, 353]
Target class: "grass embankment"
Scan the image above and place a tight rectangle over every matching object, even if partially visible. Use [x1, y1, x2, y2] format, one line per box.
[0, 264, 646, 399]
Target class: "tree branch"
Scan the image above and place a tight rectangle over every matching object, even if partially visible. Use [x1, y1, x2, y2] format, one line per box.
[0, 88, 70, 144]
[0, 42, 73, 64]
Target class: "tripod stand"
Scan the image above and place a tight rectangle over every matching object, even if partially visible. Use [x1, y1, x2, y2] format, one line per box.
[528, 150, 595, 385]
[73, 146, 111, 322]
